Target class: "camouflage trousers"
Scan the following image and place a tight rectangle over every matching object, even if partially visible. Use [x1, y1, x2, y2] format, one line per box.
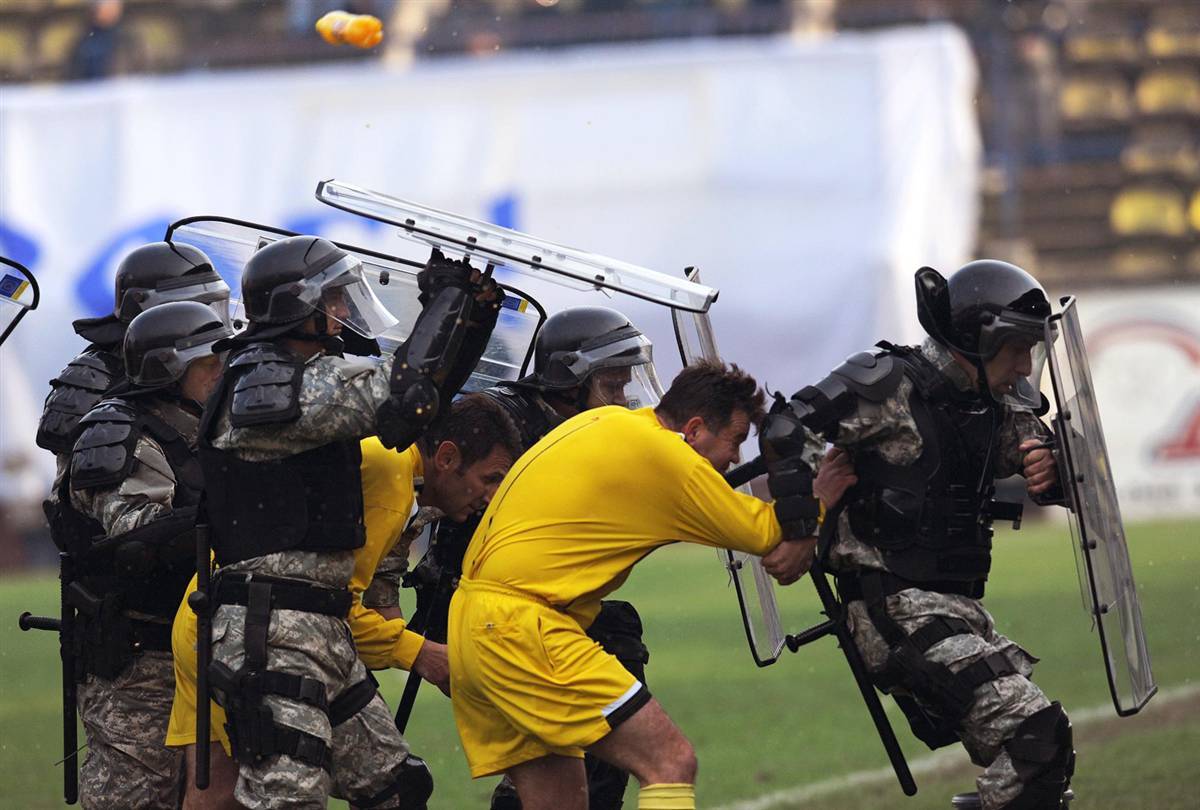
[210, 603, 417, 810]
[77, 651, 184, 810]
[846, 589, 1058, 810]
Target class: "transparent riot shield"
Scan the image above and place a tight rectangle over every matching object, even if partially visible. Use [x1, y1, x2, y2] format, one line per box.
[1045, 296, 1157, 717]
[0, 256, 39, 346]
[165, 216, 544, 390]
[671, 268, 787, 666]
[316, 180, 718, 313]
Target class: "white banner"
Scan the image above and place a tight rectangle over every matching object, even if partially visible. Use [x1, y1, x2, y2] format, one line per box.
[1066, 287, 1200, 518]
[0, 25, 980, 500]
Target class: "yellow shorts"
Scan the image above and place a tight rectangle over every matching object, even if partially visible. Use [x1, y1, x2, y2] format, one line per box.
[448, 579, 648, 778]
[165, 575, 230, 753]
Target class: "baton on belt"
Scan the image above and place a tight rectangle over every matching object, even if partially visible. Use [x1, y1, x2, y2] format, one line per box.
[18, 551, 80, 804]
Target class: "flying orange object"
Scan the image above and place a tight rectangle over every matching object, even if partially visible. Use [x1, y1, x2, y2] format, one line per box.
[315, 10, 383, 49]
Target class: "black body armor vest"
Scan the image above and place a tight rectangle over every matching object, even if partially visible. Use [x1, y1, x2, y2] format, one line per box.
[842, 345, 1002, 591]
[199, 343, 366, 567]
[37, 345, 123, 454]
[46, 397, 204, 679]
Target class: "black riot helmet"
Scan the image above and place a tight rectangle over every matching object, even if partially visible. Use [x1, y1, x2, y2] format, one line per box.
[73, 241, 231, 347]
[237, 235, 397, 341]
[518, 306, 663, 409]
[119, 301, 233, 395]
[113, 242, 231, 325]
[916, 260, 1053, 410]
[916, 260, 1051, 360]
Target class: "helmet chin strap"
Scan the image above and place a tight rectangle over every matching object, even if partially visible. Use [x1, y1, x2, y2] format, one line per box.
[285, 312, 344, 355]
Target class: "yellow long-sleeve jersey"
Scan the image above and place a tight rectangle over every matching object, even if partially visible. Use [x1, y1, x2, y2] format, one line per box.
[349, 437, 426, 670]
[462, 406, 782, 628]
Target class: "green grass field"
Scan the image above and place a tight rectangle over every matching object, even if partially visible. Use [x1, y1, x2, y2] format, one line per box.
[1, 518, 1196, 809]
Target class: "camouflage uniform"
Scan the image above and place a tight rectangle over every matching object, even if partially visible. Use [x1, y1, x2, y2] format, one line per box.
[827, 339, 1060, 810]
[69, 398, 199, 810]
[362, 507, 442, 611]
[206, 354, 424, 810]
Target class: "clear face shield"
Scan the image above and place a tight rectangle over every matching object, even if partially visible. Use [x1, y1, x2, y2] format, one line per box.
[118, 272, 233, 326]
[576, 333, 665, 409]
[978, 310, 1053, 411]
[292, 254, 399, 338]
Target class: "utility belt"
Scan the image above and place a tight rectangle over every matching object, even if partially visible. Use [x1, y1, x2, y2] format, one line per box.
[836, 570, 985, 602]
[211, 571, 353, 617]
[67, 582, 173, 681]
[206, 571, 372, 772]
[841, 569, 1018, 751]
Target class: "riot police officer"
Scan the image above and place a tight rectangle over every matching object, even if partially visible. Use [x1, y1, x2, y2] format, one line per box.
[60, 300, 232, 809]
[37, 241, 231, 500]
[196, 236, 502, 809]
[762, 260, 1073, 809]
[394, 305, 661, 810]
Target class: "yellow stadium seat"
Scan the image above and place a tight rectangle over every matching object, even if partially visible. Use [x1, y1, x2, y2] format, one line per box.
[1060, 74, 1132, 122]
[37, 17, 83, 69]
[0, 25, 31, 79]
[1065, 32, 1139, 63]
[1110, 186, 1189, 237]
[1146, 7, 1200, 59]
[1135, 70, 1200, 116]
[1189, 188, 1200, 232]
[1112, 246, 1178, 278]
[1121, 128, 1200, 177]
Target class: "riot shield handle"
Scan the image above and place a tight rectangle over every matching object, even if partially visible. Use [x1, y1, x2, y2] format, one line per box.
[189, 520, 213, 790]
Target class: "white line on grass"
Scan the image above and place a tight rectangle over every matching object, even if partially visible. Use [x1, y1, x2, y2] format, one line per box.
[711, 683, 1200, 810]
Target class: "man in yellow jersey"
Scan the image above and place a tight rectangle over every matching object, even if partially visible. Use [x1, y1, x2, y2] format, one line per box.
[448, 361, 854, 810]
[168, 393, 522, 809]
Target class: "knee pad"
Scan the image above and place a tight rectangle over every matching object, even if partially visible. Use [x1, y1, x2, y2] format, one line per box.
[355, 754, 434, 810]
[999, 702, 1074, 809]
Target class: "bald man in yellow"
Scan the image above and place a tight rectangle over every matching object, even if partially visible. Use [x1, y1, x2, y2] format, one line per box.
[449, 362, 840, 810]
[168, 394, 522, 809]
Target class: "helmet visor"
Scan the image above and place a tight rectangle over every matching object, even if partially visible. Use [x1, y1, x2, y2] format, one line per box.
[294, 254, 398, 338]
[984, 326, 1053, 411]
[585, 361, 665, 410]
[118, 272, 232, 324]
[563, 328, 654, 379]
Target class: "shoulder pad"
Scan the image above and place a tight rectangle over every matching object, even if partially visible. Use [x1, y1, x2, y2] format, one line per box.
[788, 347, 904, 436]
[828, 349, 904, 403]
[70, 399, 141, 490]
[229, 344, 303, 427]
[37, 349, 123, 454]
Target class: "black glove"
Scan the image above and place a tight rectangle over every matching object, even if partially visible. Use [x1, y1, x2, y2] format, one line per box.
[759, 393, 810, 461]
[767, 454, 821, 539]
[417, 248, 475, 306]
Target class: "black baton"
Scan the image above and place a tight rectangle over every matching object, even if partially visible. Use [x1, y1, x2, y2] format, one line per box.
[188, 521, 212, 790]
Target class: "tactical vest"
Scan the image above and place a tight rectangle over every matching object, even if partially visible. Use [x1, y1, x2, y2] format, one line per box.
[843, 345, 1002, 590]
[198, 342, 366, 567]
[62, 398, 204, 610]
[49, 398, 204, 678]
[482, 384, 562, 453]
[36, 345, 123, 455]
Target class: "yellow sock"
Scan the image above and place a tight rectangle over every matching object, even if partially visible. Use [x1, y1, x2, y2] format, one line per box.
[638, 782, 695, 810]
